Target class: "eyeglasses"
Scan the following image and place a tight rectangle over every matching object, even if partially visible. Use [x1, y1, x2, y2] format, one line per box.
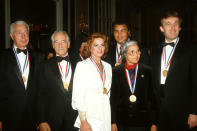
[127, 50, 141, 56]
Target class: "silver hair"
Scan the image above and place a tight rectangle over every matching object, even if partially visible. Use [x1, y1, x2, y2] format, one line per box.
[121, 40, 139, 58]
[51, 30, 70, 45]
[10, 20, 29, 34]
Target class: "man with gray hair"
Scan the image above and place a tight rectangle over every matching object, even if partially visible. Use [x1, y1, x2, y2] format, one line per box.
[0, 20, 43, 131]
[37, 30, 77, 131]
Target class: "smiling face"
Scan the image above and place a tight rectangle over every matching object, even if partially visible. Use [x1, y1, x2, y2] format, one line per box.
[53, 32, 70, 57]
[90, 38, 105, 59]
[113, 24, 130, 44]
[160, 16, 181, 42]
[10, 24, 29, 49]
[126, 44, 141, 65]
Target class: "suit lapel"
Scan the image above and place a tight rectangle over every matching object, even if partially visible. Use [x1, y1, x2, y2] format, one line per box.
[50, 57, 66, 94]
[9, 48, 25, 88]
[26, 51, 35, 90]
[166, 41, 182, 79]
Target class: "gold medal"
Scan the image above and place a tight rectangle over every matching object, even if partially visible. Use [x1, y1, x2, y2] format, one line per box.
[129, 95, 137, 102]
[163, 70, 168, 77]
[103, 87, 107, 94]
[63, 82, 69, 89]
[22, 75, 26, 83]
[115, 62, 121, 66]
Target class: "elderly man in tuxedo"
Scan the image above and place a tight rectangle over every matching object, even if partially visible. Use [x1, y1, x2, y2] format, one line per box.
[37, 30, 77, 131]
[0, 20, 43, 131]
[151, 11, 197, 131]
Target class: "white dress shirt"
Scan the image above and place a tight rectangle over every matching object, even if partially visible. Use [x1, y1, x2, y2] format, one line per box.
[13, 46, 29, 89]
[160, 37, 179, 84]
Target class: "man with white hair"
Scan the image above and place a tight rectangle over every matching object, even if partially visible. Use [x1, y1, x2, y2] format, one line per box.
[0, 20, 43, 131]
[37, 30, 77, 131]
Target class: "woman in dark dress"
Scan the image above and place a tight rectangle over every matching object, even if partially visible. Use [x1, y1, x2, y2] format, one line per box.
[110, 40, 158, 131]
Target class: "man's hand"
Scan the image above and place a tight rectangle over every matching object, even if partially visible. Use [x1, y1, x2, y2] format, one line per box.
[111, 123, 118, 131]
[38, 122, 51, 131]
[188, 114, 197, 128]
[0, 121, 2, 131]
[80, 120, 92, 131]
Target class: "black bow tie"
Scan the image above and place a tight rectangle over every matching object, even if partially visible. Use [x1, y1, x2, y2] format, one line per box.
[163, 42, 175, 47]
[17, 48, 27, 55]
[56, 56, 70, 62]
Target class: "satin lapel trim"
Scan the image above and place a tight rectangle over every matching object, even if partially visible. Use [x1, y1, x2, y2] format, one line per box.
[26, 53, 34, 89]
[10, 49, 25, 87]
[50, 58, 66, 94]
[166, 43, 181, 78]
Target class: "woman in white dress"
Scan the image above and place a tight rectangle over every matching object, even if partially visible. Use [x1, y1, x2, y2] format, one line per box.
[72, 32, 112, 131]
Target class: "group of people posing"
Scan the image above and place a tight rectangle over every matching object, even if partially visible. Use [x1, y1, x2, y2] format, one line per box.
[0, 11, 197, 131]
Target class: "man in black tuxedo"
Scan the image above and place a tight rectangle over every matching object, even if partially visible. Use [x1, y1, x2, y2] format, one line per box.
[0, 20, 43, 131]
[106, 21, 150, 67]
[151, 11, 197, 131]
[37, 31, 77, 131]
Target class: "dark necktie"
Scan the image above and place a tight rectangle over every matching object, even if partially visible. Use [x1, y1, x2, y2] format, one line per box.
[57, 56, 70, 62]
[17, 48, 27, 55]
[163, 42, 174, 47]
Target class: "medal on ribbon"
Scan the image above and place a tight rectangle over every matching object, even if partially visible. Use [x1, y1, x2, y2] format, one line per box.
[13, 48, 29, 83]
[115, 45, 122, 66]
[90, 57, 107, 94]
[162, 38, 179, 77]
[125, 64, 138, 102]
[58, 60, 71, 90]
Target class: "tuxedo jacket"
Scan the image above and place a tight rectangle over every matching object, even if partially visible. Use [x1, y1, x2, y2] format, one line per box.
[0, 48, 43, 131]
[37, 56, 77, 131]
[110, 63, 157, 127]
[151, 39, 197, 131]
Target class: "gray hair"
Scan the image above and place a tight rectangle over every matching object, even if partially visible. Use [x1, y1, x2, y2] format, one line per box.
[51, 30, 70, 45]
[10, 20, 29, 34]
[121, 40, 139, 58]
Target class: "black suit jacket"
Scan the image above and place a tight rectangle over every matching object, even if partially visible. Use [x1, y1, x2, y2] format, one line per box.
[105, 42, 117, 67]
[110, 63, 157, 127]
[151, 39, 197, 131]
[37, 56, 77, 131]
[0, 48, 43, 131]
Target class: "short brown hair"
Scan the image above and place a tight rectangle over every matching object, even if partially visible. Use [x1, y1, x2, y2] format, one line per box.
[160, 11, 182, 26]
[82, 32, 109, 59]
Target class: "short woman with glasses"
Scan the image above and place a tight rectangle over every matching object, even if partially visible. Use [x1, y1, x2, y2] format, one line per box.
[110, 40, 158, 131]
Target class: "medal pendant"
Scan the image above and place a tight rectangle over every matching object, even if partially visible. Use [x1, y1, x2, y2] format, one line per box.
[22, 76, 26, 83]
[63, 82, 69, 89]
[103, 87, 107, 94]
[129, 95, 137, 102]
[163, 70, 168, 77]
[115, 62, 120, 67]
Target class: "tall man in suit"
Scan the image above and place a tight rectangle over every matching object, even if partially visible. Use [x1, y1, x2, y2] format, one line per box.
[37, 31, 77, 131]
[151, 11, 197, 131]
[0, 20, 43, 131]
[106, 21, 149, 67]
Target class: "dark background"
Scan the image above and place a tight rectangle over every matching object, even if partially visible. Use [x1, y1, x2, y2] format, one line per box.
[1, 0, 197, 53]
